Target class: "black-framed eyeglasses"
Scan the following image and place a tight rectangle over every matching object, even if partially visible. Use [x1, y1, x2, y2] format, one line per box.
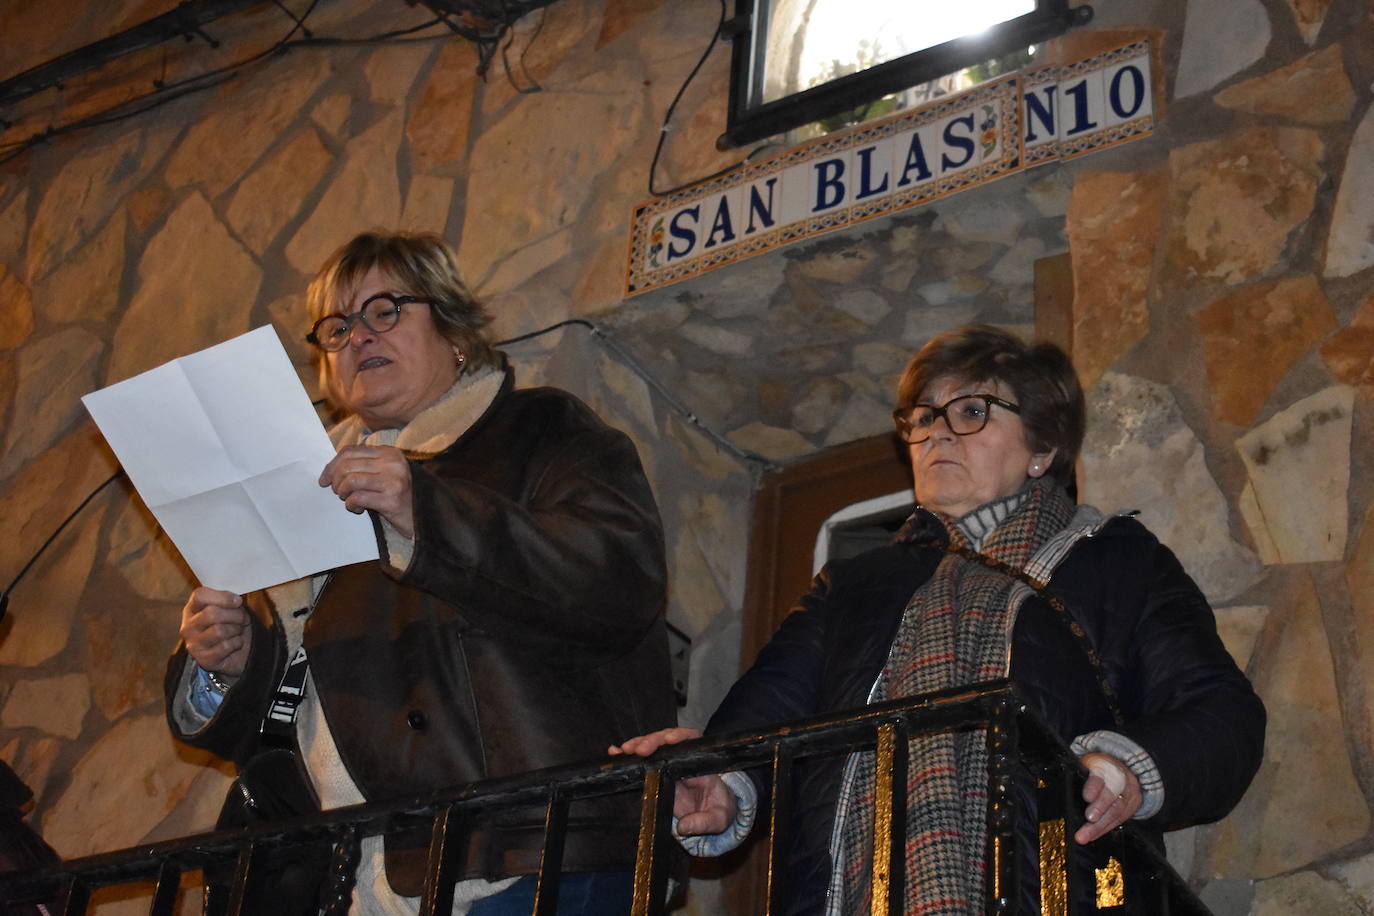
[892, 394, 1022, 444]
[305, 294, 429, 352]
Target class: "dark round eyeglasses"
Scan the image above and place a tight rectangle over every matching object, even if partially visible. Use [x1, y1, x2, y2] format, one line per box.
[306, 294, 428, 352]
[892, 394, 1022, 444]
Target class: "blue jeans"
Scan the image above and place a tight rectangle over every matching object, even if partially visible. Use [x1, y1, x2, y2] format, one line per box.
[467, 871, 633, 915]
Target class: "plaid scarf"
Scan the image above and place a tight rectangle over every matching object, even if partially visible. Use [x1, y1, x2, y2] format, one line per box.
[836, 479, 1075, 915]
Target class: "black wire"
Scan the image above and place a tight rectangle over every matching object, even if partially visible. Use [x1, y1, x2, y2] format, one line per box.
[32, 72, 239, 136]
[0, 1, 464, 166]
[645, 0, 778, 197]
[425, 8, 507, 75]
[647, 0, 726, 197]
[0, 0, 321, 164]
[3, 0, 740, 180]
[494, 317, 591, 347]
[0, 72, 232, 164]
[505, 319, 771, 470]
[113, 0, 323, 112]
[427, 9, 496, 45]
[291, 17, 450, 45]
[498, 5, 545, 94]
[0, 471, 122, 621]
[271, 0, 313, 38]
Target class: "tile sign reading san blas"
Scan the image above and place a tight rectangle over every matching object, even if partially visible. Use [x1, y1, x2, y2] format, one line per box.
[625, 39, 1157, 295]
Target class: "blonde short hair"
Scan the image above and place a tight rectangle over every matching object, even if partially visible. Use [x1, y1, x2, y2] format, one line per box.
[306, 231, 497, 390]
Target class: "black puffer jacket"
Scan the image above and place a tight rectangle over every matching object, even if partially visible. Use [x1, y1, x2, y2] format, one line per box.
[707, 509, 1265, 913]
[166, 372, 676, 895]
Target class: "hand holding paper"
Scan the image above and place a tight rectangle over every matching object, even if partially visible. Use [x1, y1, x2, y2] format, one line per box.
[82, 326, 379, 594]
[320, 444, 416, 538]
[179, 587, 251, 676]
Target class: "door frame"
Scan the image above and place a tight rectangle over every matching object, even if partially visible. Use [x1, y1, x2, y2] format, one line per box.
[739, 432, 912, 671]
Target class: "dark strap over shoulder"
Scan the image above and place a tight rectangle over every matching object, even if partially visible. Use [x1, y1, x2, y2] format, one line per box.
[940, 543, 1125, 726]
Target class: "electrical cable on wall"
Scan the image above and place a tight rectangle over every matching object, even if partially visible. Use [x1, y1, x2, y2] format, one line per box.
[0, 318, 773, 620]
[0, 471, 122, 622]
[2, 0, 768, 186]
[646, 0, 777, 198]
[0, 0, 551, 165]
[0, 0, 326, 165]
[496, 6, 546, 94]
[503, 318, 773, 470]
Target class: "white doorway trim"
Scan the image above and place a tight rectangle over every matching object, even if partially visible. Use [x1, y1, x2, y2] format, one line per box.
[812, 488, 913, 574]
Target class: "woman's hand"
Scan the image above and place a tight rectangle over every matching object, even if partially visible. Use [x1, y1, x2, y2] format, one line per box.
[1075, 752, 1143, 844]
[180, 587, 251, 677]
[610, 726, 703, 758]
[610, 728, 740, 837]
[320, 444, 414, 538]
[671, 772, 739, 836]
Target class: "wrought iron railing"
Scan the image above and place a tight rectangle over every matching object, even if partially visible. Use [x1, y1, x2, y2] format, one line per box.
[0, 680, 1211, 915]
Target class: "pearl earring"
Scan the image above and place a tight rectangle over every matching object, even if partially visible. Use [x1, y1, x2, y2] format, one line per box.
[455, 351, 467, 373]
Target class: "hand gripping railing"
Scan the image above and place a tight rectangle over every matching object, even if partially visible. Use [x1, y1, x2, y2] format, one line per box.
[0, 681, 1212, 915]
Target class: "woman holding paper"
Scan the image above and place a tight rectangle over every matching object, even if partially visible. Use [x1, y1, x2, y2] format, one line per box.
[166, 231, 674, 915]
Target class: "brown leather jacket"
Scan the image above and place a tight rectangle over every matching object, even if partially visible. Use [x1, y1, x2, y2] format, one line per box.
[166, 370, 674, 895]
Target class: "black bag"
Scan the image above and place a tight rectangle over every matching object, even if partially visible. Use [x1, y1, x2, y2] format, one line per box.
[0, 761, 59, 916]
[218, 747, 319, 827]
[209, 748, 334, 916]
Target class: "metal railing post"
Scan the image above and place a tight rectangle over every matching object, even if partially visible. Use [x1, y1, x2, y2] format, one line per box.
[765, 745, 794, 915]
[52, 875, 89, 916]
[222, 842, 255, 916]
[149, 859, 181, 916]
[870, 719, 909, 916]
[419, 805, 461, 916]
[201, 863, 229, 916]
[320, 826, 360, 915]
[532, 791, 569, 915]
[630, 767, 672, 916]
[1033, 757, 1071, 916]
[985, 693, 1019, 914]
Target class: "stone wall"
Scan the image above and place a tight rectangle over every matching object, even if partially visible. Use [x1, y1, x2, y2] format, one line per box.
[1, 0, 1372, 913]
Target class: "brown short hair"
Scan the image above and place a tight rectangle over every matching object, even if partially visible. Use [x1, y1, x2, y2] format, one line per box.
[306, 231, 497, 384]
[896, 325, 1085, 486]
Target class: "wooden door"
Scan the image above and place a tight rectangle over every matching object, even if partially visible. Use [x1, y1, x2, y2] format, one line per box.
[739, 433, 913, 669]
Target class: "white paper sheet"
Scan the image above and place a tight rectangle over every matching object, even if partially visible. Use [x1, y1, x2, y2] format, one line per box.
[82, 326, 379, 594]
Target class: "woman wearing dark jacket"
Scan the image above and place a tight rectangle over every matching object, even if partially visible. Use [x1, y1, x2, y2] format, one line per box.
[616, 325, 1264, 915]
[166, 231, 675, 915]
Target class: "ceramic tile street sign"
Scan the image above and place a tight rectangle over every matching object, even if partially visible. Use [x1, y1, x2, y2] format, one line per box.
[626, 39, 1156, 296]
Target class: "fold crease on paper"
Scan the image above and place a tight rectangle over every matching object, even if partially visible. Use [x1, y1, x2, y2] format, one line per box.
[82, 326, 379, 594]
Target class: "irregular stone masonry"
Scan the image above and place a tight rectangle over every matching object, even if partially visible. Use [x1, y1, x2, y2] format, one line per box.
[0, 1, 1371, 912]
